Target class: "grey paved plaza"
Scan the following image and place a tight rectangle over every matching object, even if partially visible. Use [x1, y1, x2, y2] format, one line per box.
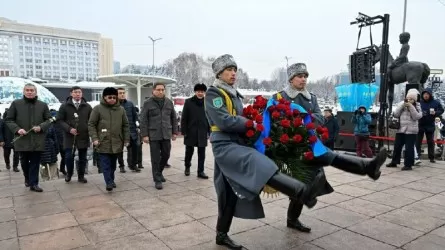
[0, 140, 445, 249]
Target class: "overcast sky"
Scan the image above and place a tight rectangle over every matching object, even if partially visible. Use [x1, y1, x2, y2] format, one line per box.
[2, 0, 444, 80]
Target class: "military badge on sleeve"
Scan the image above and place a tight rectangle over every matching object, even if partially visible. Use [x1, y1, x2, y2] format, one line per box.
[212, 97, 223, 108]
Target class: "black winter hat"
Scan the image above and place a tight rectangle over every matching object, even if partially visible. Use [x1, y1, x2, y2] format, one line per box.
[102, 87, 118, 97]
[193, 83, 207, 92]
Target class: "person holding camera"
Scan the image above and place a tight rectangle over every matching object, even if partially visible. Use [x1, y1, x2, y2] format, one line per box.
[386, 89, 422, 170]
[351, 106, 373, 158]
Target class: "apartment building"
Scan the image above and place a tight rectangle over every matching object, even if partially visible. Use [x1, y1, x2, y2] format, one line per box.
[0, 17, 113, 81]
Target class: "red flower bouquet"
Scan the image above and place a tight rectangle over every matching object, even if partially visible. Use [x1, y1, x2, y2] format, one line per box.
[243, 96, 329, 195]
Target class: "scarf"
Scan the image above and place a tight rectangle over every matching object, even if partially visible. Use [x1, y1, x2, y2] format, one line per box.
[212, 79, 243, 98]
[283, 85, 311, 100]
[152, 96, 165, 108]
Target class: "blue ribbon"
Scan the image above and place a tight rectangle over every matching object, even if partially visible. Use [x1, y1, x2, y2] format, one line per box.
[254, 98, 328, 157]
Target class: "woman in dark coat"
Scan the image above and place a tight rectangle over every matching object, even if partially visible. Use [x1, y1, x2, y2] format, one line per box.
[0, 110, 20, 172]
[40, 123, 59, 180]
[181, 83, 210, 178]
[276, 63, 387, 233]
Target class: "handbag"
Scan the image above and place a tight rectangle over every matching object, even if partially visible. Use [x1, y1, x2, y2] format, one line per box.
[388, 115, 400, 130]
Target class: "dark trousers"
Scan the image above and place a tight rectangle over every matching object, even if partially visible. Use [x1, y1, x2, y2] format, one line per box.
[126, 138, 139, 168]
[149, 139, 171, 183]
[392, 133, 416, 168]
[184, 146, 206, 173]
[65, 148, 87, 178]
[137, 142, 143, 167]
[216, 177, 238, 233]
[416, 129, 435, 160]
[287, 199, 303, 221]
[3, 147, 19, 168]
[19, 151, 41, 186]
[117, 152, 125, 167]
[99, 153, 117, 185]
[59, 145, 65, 171]
[355, 135, 373, 158]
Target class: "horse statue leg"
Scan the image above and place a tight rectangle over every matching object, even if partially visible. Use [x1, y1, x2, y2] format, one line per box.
[387, 82, 395, 115]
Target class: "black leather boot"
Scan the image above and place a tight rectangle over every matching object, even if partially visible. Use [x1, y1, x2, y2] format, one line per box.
[216, 232, 242, 249]
[266, 172, 323, 207]
[184, 167, 190, 176]
[287, 199, 311, 232]
[330, 148, 387, 181]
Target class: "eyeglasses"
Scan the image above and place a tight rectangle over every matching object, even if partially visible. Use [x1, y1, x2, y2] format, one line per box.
[106, 96, 117, 100]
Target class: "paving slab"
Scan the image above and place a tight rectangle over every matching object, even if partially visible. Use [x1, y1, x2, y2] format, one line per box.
[0, 141, 444, 249]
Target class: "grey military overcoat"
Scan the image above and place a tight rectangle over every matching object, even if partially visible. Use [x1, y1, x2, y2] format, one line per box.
[205, 86, 278, 220]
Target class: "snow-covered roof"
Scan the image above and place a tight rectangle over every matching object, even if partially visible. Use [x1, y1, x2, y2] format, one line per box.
[41, 82, 126, 89]
[97, 73, 176, 87]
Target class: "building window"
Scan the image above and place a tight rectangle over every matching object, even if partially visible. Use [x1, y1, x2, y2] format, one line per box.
[44, 59, 51, 64]
[25, 58, 33, 63]
[35, 59, 42, 63]
[36, 65, 42, 69]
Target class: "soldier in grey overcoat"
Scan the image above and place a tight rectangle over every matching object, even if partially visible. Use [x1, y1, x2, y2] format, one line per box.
[276, 63, 388, 233]
[205, 55, 324, 249]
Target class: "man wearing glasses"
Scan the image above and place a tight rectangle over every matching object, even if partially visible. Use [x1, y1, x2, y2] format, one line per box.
[88, 87, 130, 191]
[140, 83, 177, 190]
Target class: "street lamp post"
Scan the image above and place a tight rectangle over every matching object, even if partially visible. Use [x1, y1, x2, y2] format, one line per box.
[402, 0, 407, 32]
[148, 36, 162, 86]
[284, 56, 292, 67]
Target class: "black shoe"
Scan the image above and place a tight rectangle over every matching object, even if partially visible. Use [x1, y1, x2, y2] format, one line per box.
[5, 165, 10, 170]
[184, 167, 190, 176]
[78, 177, 88, 183]
[120, 167, 126, 173]
[13, 166, 20, 172]
[112, 182, 117, 188]
[106, 184, 113, 191]
[401, 166, 413, 171]
[155, 182, 163, 190]
[197, 172, 209, 179]
[386, 163, 397, 168]
[216, 232, 242, 249]
[30, 186, 43, 192]
[430, 159, 436, 163]
[24, 181, 29, 187]
[131, 167, 141, 172]
[137, 165, 144, 169]
[287, 219, 312, 232]
[65, 175, 72, 182]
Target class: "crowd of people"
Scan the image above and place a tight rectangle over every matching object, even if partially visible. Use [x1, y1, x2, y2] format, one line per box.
[0, 53, 441, 249]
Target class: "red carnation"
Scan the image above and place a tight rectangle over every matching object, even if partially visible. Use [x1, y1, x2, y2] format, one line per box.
[280, 119, 291, 128]
[268, 106, 276, 112]
[293, 117, 303, 127]
[246, 130, 255, 138]
[316, 126, 324, 134]
[255, 115, 263, 124]
[304, 151, 314, 160]
[322, 132, 329, 141]
[243, 107, 249, 116]
[272, 111, 281, 119]
[293, 109, 300, 116]
[251, 109, 259, 118]
[245, 120, 254, 128]
[276, 104, 286, 111]
[256, 123, 265, 132]
[278, 98, 287, 104]
[252, 104, 260, 109]
[263, 137, 272, 146]
[322, 127, 329, 133]
[292, 134, 303, 143]
[308, 135, 317, 143]
[279, 134, 290, 144]
[306, 122, 316, 130]
[285, 110, 293, 117]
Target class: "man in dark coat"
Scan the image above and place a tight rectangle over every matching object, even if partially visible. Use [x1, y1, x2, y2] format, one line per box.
[323, 109, 339, 150]
[417, 88, 444, 163]
[140, 83, 178, 190]
[88, 87, 130, 191]
[181, 83, 210, 178]
[117, 87, 141, 173]
[5, 83, 52, 192]
[57, 86, 92, 183]
[205, 54, 326, 249]
[0, 110, 20, 172]
[273, 63, 387, 233]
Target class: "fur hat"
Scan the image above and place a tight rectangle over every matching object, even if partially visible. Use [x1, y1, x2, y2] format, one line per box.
[287, 63, 309, 81]
[406, 88, 419, 100]
[193, 83, 207, 92]
[102, 87, 118, 97]
[212, 54, 237, 77]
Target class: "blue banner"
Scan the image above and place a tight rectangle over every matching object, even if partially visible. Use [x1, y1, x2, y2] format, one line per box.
[254, 98, 328, 157]
[335, 83, 379, 112]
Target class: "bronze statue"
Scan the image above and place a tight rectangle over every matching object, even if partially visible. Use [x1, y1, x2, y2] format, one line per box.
[373, 32, 430, 113]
